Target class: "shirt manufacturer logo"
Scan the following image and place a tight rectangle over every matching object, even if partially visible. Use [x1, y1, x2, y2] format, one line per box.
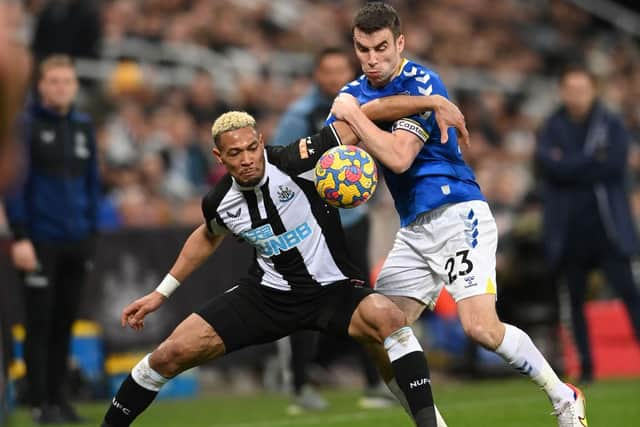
[226, 208, 241, 218]
[463, 275, 478, 288]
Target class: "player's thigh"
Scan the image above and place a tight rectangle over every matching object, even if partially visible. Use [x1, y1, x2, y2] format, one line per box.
[151, 313, 224, 376]
[375, 229, 441, 310]
[348, 293, 407, 343]
[316, 281, 373, 340]
[432, 201, 499, 304]
[196, 283, 296, 354]
[387, 295, 427, 325]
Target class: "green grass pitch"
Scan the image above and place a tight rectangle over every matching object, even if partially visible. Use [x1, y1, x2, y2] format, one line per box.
[9, 377, 640, 426]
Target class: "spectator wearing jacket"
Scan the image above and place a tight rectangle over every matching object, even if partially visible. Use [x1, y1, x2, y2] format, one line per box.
[536, 63, 640, 383]
[4, 54, 99, 424]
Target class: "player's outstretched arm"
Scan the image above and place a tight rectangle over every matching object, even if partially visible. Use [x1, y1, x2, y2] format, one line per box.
[361, 94, 469, 147]
[167, 223, 225, 284]
[122, 224, 225, 331]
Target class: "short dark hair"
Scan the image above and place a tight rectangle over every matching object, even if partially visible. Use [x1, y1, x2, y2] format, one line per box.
[559, 62, 596, 85]
[352, 2, 401, 39]
[313, 46, 351, 69]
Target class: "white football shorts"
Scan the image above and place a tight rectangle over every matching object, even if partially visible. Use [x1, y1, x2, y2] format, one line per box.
[375, 200, 498, 309]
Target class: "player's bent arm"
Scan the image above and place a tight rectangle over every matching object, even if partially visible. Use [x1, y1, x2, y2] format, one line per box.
[338, 102, 422, 174]
[332, 121, 358, 145]
[122, 225, 224, 330]
[335, 95, 460, 146]
[359, 94, 469, 146]
[268, 124, 353, 173]
[362, 94, 445, 121]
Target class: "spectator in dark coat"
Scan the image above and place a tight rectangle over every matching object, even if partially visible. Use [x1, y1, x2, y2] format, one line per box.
[4, 55, 99, 424]
[536, 63, 640, 383]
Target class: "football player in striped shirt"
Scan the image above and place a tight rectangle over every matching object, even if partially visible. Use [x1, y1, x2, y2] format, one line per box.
[101, 89, 468, 427]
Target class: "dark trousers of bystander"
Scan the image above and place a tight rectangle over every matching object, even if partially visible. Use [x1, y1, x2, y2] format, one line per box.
[561, 220, 640, 382]
[21, 238, 93, 407]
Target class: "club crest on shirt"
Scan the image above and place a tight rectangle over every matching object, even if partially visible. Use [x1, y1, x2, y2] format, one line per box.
[277, 185, 294, 202]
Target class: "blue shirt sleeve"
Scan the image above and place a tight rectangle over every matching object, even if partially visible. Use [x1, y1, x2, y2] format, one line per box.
[393, 70, 456, 145]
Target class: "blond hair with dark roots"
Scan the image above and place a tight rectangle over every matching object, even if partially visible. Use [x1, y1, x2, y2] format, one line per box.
[211, 111, 256, 146]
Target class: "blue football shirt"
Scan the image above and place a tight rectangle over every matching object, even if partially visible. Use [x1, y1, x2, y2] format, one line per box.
[327, 59, 485, 227]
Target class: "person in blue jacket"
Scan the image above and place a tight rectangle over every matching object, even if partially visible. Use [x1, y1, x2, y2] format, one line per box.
[536, 63, 640, 384]
[4, 54, 99, 424]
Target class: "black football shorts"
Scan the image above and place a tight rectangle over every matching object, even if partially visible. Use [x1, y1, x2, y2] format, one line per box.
[195, 279, 373, 354]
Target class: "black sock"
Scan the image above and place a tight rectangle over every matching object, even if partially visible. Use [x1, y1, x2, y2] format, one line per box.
[290, 330, 318, 394]
[103, 374, 158, 427]
[391, 351, 436, 427]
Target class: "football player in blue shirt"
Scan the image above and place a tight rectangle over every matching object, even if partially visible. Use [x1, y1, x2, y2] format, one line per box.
[328, 3, 587, 427]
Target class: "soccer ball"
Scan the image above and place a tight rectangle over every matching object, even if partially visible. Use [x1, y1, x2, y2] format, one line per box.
[314, 145, 378, 209]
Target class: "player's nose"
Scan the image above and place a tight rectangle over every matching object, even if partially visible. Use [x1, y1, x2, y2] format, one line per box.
[239, 151, 252, 165]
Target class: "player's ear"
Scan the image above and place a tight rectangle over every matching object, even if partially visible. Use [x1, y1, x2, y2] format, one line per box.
[212, 147, 222, 164]
[396, 34, 405, 53]
[258, 133, 264, 146]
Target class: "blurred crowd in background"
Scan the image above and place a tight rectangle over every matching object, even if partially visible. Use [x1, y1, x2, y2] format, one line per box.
[1, 0, 640, 260]
[0, 1, 639, 414]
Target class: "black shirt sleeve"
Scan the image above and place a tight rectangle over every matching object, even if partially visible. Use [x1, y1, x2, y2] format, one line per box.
[201, 174, 232, 235]
[266, 124, 341, 175]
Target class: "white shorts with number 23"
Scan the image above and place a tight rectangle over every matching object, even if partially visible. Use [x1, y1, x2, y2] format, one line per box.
[375, 200, 498, 310]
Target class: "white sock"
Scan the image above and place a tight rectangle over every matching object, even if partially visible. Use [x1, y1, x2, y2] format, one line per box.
[131, 354, 169, 392]
[495, 324, 573, 405]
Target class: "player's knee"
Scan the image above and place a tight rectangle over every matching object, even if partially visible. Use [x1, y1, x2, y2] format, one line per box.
[377, 304, 407, 339]
[462, 322, 486, 346]
[150, 340, 188, 378]
[462, 320, 502, 350]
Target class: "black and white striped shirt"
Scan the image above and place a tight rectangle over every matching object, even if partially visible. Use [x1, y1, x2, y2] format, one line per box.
[202, 126, 361, 291]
